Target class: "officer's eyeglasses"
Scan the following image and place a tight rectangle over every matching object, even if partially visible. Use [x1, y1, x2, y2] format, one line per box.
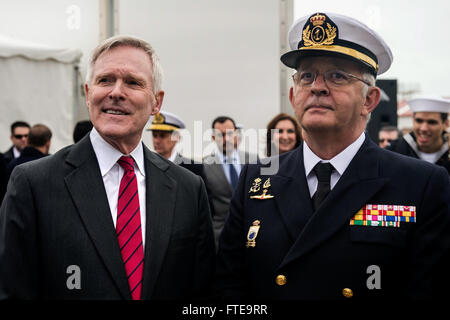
[13, 134, 28, 139]
[292, 70, 371, 87]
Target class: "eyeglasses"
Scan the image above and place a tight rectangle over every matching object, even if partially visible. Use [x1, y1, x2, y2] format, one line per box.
[379, 139, 393, 143]
[292, 70, 371, 87]
[13, 134, 28, 139]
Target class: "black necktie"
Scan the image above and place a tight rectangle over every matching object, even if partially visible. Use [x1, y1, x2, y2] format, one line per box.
[312, 162, 334, 211]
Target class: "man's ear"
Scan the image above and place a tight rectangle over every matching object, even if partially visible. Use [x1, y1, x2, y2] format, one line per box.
[289, 86, 295, 110]
[151, 90, 165, 115]
[362, 86, 381, 116]
[85, 83, 90, 108]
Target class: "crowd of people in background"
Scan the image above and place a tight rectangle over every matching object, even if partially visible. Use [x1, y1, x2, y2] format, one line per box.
[1, 105, 449, 211]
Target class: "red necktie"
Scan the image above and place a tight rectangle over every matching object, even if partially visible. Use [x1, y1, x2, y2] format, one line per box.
[117, 156, 144, 300]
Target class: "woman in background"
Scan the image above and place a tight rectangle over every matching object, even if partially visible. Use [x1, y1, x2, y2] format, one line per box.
[266, 113, 302, 157]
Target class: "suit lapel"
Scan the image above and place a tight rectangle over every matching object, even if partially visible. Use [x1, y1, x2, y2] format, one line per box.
[64, 137, 131, 299]
[269, 147, 314, 241]
[140, 147, 177, 299]
[280, 138, 390, 268]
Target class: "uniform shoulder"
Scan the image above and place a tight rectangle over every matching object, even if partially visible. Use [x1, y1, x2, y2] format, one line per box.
[379, 145, 442, 176]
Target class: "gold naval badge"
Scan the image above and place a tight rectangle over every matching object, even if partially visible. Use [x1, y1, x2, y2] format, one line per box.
[153, 112, 165, 124]
[249, 178, 274, 200]
[249, 178, 262, 193]
[302, 13, 336, 47]
[246, 220, 261, 248]
[249, 189, 274, 200]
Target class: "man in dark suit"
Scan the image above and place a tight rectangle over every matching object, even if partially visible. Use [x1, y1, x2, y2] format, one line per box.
[0, 153, 6, 205]
[3, 121, 30, 165]
[203, 116, 257, 250]
[215, 12, 450, 300]
[147, 111, 204, 178]
[7, 124, 52, 181]
[0, 35, 215, 300]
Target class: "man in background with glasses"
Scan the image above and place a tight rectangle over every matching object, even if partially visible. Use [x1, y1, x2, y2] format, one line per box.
[3, 121, 30, 165]
[215, 12, 450, 300]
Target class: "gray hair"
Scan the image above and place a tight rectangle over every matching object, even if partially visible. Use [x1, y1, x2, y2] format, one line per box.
[85, 35, 163, 93]
[362, 72, 376, 125]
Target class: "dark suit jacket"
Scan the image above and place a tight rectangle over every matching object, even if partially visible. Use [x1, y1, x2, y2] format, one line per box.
[174, 153, 205, 178]
[0, 153, 6, 205]
[6, 146, 47, 182]
[3, 147, 15, 165]
[0, 135, 215, 300]
[203, 151, 257, 249]
[215, 136, 450, 300]
[387, 132, 450, 174]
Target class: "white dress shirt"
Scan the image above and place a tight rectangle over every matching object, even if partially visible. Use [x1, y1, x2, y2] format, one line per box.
[167, 148, 178, 163]
[303, 132, 366, 197]
[13, 146, 20, 158]
[89, 127, 147, 247]
[216, 146, 242, 185]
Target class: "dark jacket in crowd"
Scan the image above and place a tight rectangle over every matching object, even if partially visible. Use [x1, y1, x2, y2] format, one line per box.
[387, 132, 450, 174]
[7, 146, 47, 181]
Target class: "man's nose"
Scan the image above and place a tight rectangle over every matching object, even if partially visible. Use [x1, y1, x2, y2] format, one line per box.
[419, 123, 429, 131]
[109, 81, 125, 100]
[310, 74, 329, 96]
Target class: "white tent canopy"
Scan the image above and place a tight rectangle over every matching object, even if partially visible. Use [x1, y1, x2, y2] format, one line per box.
[0, 34, 83, 154]
[0, 34, 82, 63]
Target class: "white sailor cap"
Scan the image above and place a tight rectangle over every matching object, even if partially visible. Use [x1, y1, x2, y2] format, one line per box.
[147, 111, 186, 131]
[280, 12, 393, 76]
[408, 96, 450, 114]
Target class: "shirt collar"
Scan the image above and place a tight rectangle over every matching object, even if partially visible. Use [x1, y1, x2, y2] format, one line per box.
[303, 132, 366, 177]
[168, 149, 178, 163]
[89, 127, 145, 177]
[215, 144, 240, 164]
[13, 146, 20, 158]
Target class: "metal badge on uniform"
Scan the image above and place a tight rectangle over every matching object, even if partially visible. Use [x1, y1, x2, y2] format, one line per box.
[350, 204, 416, 228]
[249, 178, 274, 200]
[246, 220, 261, 248]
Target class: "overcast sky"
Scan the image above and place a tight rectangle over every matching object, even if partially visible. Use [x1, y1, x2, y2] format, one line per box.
[294, 0, 450, 99]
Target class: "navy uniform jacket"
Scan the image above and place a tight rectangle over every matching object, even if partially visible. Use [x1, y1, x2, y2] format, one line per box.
[215, 136, 450, 300]
[387, 132, 450, 174]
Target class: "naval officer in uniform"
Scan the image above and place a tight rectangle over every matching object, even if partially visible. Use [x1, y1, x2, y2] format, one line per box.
[148, 111, 205, 178]
[215, 12, 450, 300]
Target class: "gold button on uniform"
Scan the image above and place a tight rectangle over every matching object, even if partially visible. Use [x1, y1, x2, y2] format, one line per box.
[342, 288, 353, 298]
[276, 275, 287, 286]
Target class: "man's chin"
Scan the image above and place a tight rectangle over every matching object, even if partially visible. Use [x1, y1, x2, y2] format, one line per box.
[302, 120, 333, 132]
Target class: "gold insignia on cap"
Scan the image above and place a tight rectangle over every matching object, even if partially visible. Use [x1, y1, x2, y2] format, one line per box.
[153, 113, 165, 124]
[246, 220, 261, 248]
[303, 13, 336, 47]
